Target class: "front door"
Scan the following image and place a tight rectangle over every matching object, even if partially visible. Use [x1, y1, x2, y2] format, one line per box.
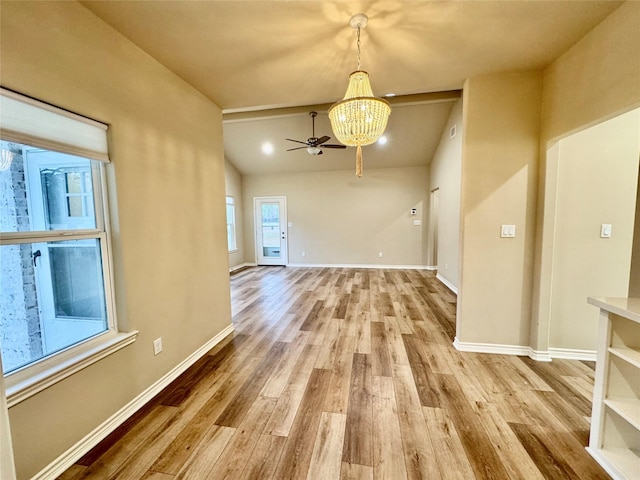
[254, 196, 288, 266]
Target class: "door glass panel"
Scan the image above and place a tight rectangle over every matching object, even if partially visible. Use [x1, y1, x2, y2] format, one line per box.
[0, 239, 108, 374]
[49, 241, 105, 319]
[0, 144, 96, 233]
[261, 203, 281, 257]
[40, 164, 95, 230]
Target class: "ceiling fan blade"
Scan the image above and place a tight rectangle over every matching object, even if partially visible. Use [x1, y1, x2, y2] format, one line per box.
[286, 138, 309, 146]
[286, 146, 308, 151]
[321, 144, 347, 149]
[316, 135, 331, 145]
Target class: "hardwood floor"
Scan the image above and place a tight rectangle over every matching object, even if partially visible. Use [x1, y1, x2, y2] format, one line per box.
[59, 267, 610, 479]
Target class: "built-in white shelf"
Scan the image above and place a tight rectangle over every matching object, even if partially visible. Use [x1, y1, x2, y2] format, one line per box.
[587, 297, 640, 480]
[609, 346, 640, 369]
[595, 447, 640, 480]
[604, 398, 640, 431]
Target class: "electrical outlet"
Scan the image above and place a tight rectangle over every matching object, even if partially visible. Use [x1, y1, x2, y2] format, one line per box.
[302, 251, 306, 257]
[153, 337, 163, 356]
[378, 252, 383, 258]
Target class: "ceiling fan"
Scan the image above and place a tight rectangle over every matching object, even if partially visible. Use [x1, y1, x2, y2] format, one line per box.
[286, 111, 346, 155]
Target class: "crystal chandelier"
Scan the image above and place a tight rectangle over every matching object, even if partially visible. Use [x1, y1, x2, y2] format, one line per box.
[329, 13, 391, 177]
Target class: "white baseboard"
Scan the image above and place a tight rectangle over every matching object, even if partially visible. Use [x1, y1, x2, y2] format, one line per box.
[229, 262, 255, 273]
[452, 339, 594, 362]
[436, 274, 458, 294]
[32, 324, 235, 480]
[549, 347, 597, 361]
[453, 337, 552, 362]
[453, 337, 530, 356]
[426, 266, 437, 271]
[528, 348, 552, 362]
[286, 263, 431, 270]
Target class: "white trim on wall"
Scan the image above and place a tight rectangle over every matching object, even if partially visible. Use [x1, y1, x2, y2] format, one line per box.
[286, 263, 431, 270]
[453, 337, 533, 357]
[436, 273, 458, 294]
[548, 347, 597, 362]
[528, 349, 553, 362]
[453, 337, 595, 362]
[229, 262, 256, 273]
[453, 338, 553, 362]
[30, 324, 234, 480]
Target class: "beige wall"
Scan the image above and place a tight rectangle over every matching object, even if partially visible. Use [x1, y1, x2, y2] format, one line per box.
[458, 72, 542, 346]
[540, 1, 640, 144]
[225, 159, 246, 269]
[429, 99, 463, 288]
[1, 2, 231, 478]
[532, 0, 640, 352]
[0, 357, 16, 480]
[550, 109, 639, 351]
[242, 167, 430, 267]
[629, 173, 640, 297]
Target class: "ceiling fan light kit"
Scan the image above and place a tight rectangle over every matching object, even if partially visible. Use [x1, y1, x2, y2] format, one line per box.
[285, 111, 346, 156]
[329, 13, 391, 177]
[306, 146, 322, 155]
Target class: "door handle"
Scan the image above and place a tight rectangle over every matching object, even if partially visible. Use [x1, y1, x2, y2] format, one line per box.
[33, 249, 42, 267]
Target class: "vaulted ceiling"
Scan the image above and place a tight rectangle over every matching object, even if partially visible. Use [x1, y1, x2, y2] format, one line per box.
[82, 1, 622, 175]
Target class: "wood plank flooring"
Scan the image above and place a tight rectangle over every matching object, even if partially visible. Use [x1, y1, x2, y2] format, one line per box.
[59, 267, 610, 480]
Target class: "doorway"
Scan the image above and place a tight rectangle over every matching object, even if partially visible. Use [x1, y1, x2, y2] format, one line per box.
[254, 196, 288, 266]
[538, 108, 640, 356]
[429, 188, 440, 268]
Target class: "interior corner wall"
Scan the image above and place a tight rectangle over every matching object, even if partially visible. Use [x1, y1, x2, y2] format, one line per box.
[242, 166, 430, 267]
[457, 71, 542, 347]
[225, 159, 246, 269]
[629, 169, 640, 297]
[532, 0, 640, 352]
[1, 2, 231, 478]
[429, 98, 463, 289]
[549, 109, 640, 352]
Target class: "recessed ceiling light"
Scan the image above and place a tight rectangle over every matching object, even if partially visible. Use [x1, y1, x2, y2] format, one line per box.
[377, 136, 388, 145]
[261, 142, 274, 155]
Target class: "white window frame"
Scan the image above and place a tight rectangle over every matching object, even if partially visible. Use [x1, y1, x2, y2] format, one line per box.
[0, 88, 137, 407]
[226, 195, 237, 252]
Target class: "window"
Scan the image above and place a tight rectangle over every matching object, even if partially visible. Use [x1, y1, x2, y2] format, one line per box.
[226, 195, 237, 251]
[0, 88, 136, 405]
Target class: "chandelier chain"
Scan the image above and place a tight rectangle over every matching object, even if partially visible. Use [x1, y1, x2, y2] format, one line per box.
[356, 26, 361, 70]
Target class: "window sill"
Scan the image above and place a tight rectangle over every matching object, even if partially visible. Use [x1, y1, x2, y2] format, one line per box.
[5, 330, 138, 407]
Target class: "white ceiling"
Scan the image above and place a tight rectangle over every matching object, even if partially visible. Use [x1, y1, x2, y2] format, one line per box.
[81, 1, 622, 175]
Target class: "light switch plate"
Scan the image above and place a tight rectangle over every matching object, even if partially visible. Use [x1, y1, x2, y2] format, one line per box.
[153, 337, 163, 356]
[601, 224, 612, 238]
[501, 225, 516, 238]
[413, 220, 421, 226]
